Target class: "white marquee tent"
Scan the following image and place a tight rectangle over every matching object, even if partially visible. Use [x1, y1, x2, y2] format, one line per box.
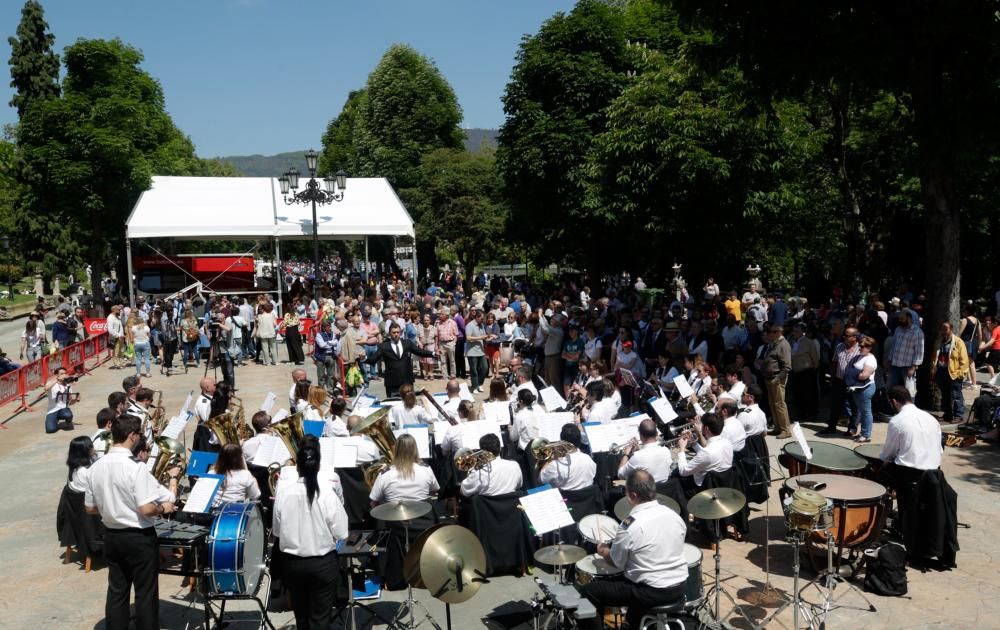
[124, 175, 417, 304]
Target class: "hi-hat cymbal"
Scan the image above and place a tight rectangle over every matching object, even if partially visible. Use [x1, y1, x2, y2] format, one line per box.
[533, 544, 587, 567]
[404, 523, 449, 589]
[350, 406, 390, 435]
[370, 500, 432, 523]
[418, 525, 487, 604]
[688, 487, 746, 520]
[613, 494, 681, 521]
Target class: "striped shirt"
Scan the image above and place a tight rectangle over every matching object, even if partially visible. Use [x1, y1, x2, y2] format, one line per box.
[888, 325, 925, 367]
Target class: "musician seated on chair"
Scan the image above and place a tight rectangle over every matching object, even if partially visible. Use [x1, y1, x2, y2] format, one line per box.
[715, 399, 747, 453]
[210, 444, 262, 509]
[440, 400, 478, 457]
[389, 384, 434, 429]
[324, 396, 350, 437]
[512, 389, 541, 451]
[580, 469, 688, 630]
[539, 424, 597, 491]
[509, 366, 539, 408]
[346, 415, 381, 464]
[108, 391, 128, 417]
[291, 379, 312, 415]
[123, 375, 142, 412]
[717, 366, 746, 403]
[617, 418, 673, 483]
[460, 433, 523, 497]
[675, 413, 734, 496]
[194, 376, 220, 452]
[441, 378, 463, 418]
[736, 385, 768, 437]
[369, 434, 440, 506]
[277, 435, 345, 504]
[241, 411, 272, 462]
[287, 367, 308, 408]
[581, 380, 617, 424]
[133, 387, 156, 439]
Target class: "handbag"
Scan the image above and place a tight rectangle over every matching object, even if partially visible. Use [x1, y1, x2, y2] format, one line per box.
[39, 337, 50, 356]
[124, 343, 135, 360]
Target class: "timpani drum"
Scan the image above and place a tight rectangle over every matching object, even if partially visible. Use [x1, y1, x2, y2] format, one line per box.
[780, 441, 868, 477]
[853, 443, 885, 481]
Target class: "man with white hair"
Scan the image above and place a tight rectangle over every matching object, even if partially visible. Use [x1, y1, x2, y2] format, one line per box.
[435, 309, 459, 379]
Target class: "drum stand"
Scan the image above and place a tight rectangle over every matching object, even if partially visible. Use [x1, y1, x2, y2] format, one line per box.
[800, 528, 876, 626]
[203, 572, 276, 630]
[389, 519, 442, 630]
[333, 556, 397, 630]
[757, 530, 816, 630]
[696, 520, 756, 630]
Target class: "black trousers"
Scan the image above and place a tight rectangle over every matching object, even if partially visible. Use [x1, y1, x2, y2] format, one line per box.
[162, 338, 177, 369]
[104, 527, 159, 630]
[455, 338, 467, 377]
[790, 368, 818, 420]
[581, 577, 686, 629]
[282, 549, 340, 629]
[286, 325, 305, 364]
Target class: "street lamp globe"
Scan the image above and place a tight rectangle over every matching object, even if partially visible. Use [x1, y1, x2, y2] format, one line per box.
[336, 170, 347, 191]
[305, 149, 318, 174]
[286, 167, 300, 190]
[278, 175, 290, 195]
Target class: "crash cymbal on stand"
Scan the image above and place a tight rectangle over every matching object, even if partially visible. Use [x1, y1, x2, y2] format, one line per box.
[613, 494, 681, 521]
[688, 487, 746, 520]
[404, 523, 449, 589]
[533, 544, 587, 567]
[370, 500, 432, 522]
[418, 525, 487, 604]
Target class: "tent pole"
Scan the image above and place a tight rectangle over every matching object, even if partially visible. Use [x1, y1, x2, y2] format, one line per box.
[274, 237, 283, 317]
[364, 236, 370, 284]
[126, 238, 135, 308]
[411, 237, 418, 299]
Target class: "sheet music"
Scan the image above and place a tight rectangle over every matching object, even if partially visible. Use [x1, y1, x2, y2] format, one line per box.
[538, 412, 575, 441]
[673, 375, 695, 398]
[481, 401, 512, 426]
[433, 420, 453, 437]
[179, 392, 193, 417]
[585, 423, 626, 453]
[321, 437, 359, 468]
[251, 434, 292, 467]
[381, 399, 405, 409]
[649, 397, 678, 422]
[260, 392, 277, 413]
[518, 488, 574, 535]
[693, 403, 706, 417]
[459, 421, 504, 449]
[271, 408, 289, 424]
[458, 383, 475, 402]
[615, 416, 643, 443]
[160, 415, 189, 440]
[792, 422, 812, 460]
[182, 474, 223, 513]
[394, 426, 431, 458]
[538, 386, 568, 411]
[354, 394, 379, 413]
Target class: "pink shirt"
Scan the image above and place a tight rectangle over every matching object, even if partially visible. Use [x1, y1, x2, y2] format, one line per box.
[361, 321, 381, 345]
[435, 319, 459, 343]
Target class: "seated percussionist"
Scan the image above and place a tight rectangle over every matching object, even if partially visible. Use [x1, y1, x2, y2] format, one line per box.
[675, 413, 734, 497]
[460, 433, 523, 497]
[538, 424, 597, 491]
[369, 434, 440, 506]
[617, 418, 673, 483]
[581, 469, 688, 630]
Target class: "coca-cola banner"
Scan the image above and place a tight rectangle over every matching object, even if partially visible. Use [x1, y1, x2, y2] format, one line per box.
[84, 318, 107, 335]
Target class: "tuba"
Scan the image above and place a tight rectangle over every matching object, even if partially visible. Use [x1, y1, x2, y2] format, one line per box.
[454, 448, 496, 472]
[230, 395, 253, 441]
[204, 412, 240, 446]
[267, 412, 306, 495]
[530, 438, 578, 470]
[151, 435, 187, 484]
[149, 391, 167, 435]
[350, 407, 396, 488]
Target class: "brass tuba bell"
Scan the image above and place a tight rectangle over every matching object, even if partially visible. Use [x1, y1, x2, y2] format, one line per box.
[204, 412, 240, 446]
[151, 435, 187, 484]
[350, 407, 395, 488]
[266, 412, 306, 495]
[454, 448, 496, 472]
[530, 438, 578, 470]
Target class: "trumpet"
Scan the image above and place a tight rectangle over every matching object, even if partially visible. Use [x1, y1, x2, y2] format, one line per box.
[530, 438, 578, 469]
[665, 422, 696, 438]
[454, 448, 497, 472]
[609, 438, 639, 456]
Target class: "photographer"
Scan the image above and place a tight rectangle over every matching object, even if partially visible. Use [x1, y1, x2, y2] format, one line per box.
[205, 307, 235, 389]
[45, 367, 79, 433]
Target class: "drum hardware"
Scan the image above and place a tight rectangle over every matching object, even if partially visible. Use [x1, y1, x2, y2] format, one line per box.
[402, 524, 488, 630]
[758, 527, 818, 630]
[686, 488, 755, 630]
[780, 441, 868, 478]
[333, 530, 395, 630]
[577, 514, 617, 546]
[530, 574, 596, 630]
[612, 494, 681, 521]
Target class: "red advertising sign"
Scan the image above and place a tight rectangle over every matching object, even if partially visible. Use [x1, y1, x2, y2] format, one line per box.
[84, 318, 108, 335]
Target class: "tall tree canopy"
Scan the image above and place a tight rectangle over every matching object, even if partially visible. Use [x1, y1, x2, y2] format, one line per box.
[318, 88, 366, 177]
[7, 0, 60, 118]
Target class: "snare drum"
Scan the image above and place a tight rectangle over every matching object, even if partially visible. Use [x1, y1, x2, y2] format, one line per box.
[683, 543, 704, 607]
[578, 514, 618, 545]
[780, 441, 868, 477]
[784, 474, 888, 550]
[575, 553, 624, 586]
[853, 443, 885, 480]
[206, 502, 266, 596]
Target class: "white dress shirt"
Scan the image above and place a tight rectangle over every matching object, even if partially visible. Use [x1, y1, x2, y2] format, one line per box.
[323, 416, 350, 438]
[354, 436, 381, 465]
[91, 429, 109, 460]
[212, 468, 262, 508]
[737, 404, 767, 437]
[587, 398, 618, 424]
[719, 381, 746, 402]
[390, 405, 434, 429]
[677, 436, 734, 487]
[880, 403, 943, 470]
[720, 416, 747, 452]
[459, 458, 523, 497]
[369, 464, 440, 503]
[273, 478, 349, 557]
[512, 406, 540, 450]
[242, 434, 265, 462]
[85, 447, 172, 529]
[539, 450, 597, 491]
[617, 442, 673, 482]
[69, 466, 90, 493]
[441, 397, 462, 419]
[439, 421, 469, 457]
[288, 383, 299, 410]
[277, 465, 344, 503]
[610, 501, 687, 589]
[195, 394, 213, 423]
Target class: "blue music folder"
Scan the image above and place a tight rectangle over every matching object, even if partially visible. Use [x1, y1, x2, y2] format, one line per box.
[303, 420, 324, 437]
[187, 450, 219, 476]
[527, 483, 553, 495]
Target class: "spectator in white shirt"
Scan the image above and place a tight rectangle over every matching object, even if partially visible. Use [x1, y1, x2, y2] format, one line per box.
[675, 413, 734, 490]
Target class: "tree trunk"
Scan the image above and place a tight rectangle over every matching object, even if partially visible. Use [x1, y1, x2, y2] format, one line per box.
[416, 237, 439, 282]
[89, 246, 106, 316]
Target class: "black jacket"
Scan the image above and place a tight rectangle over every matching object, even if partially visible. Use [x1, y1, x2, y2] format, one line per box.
[366, 338, 434, 391]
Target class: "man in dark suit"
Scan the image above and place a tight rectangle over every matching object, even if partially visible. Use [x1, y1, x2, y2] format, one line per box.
[366, 322, 435, 397]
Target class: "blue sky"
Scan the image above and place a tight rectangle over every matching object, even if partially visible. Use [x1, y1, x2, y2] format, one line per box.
[1, 0, 577, 157]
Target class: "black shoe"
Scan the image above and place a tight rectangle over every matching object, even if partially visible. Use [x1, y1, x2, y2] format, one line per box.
[815, 429, 839, 437]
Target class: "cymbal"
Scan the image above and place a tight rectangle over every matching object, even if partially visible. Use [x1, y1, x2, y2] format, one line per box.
[614, 494, 681, 521]
[370, 500, 432, 522]
[688, 487, 746, 520]
[418, 524, 487, 604]
[350, 406, 390, 435]
[533, 544, 587, 567]
[404, 523, 449, 589]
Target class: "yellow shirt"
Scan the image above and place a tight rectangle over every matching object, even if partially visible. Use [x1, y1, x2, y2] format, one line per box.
[724, 298, 742, 320]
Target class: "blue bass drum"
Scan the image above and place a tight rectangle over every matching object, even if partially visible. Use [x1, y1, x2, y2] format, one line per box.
[206, 502, 266, 596]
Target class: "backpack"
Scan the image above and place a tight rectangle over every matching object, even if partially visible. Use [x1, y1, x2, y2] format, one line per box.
[864, 540, 908, 596]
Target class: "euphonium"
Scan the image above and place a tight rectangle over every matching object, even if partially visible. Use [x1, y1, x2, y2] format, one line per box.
[266, 412, 307, 494]
[204, 412, 240, 446]
[151, 435, 187, 484]
[149, 390, 167, 435]
[454, 448, 497, 472]
[350, 407, 395, 488]
[530, 438, 578, 469]
[230, 395, 253, 441]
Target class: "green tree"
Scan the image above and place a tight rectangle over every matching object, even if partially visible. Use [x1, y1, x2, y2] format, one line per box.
[15, 38, 203, 303]
[7, 0, 60, 118]
[318, 88, 366, 176]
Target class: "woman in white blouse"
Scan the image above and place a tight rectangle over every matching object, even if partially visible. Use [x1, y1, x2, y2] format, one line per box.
[512, 388, 541, 450]
[389, 385, 434, 429]
[66, 435, 95, 493]
[210, 444, 261, 509]
[369, 434, 439, 506]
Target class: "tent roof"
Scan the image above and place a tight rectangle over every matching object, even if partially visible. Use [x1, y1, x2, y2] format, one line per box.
[125, 176, 414, 240]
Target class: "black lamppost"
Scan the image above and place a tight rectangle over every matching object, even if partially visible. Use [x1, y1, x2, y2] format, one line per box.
[0, 236, 12, 302]
[278, 149, 347, 303]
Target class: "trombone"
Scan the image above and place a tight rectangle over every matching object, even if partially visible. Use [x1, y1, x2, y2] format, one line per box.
[530, 438, 578, 470]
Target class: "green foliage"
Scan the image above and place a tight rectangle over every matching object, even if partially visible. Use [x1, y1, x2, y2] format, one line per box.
[318, 89, 366, 176]
[7, 0, 60, 118]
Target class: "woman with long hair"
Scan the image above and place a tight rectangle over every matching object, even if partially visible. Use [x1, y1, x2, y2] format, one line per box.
[486, 378, 508, 402]
[292, 380, 312, 415]
[20, 312, 46, 362]
[66, 435, 95, 492]
[57, 435, 103, 566]
[369, 434, 439, 505]
[209, 382, 233, 418]
[210, 443, 261, 508]
[304, 385, 327, 422]
[273, 439, 349, 629]
[512, 388, 540, 450]
[389, 384, 434, 429]
[284, 307, 305, 365]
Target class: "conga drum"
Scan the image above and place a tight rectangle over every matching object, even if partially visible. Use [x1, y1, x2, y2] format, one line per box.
[780, 441, 867, 477]
[853, 443, 885, 481]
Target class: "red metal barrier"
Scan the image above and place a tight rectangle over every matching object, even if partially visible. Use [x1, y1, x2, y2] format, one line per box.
[0, 369, 21, 406]
[3, 332, 109, 416]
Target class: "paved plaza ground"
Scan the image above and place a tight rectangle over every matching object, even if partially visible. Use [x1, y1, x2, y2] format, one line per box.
[1, 356, 997, 629]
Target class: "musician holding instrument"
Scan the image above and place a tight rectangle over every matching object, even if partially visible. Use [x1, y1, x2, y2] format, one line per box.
[439, 400, 478, 456]
[241, 411, 273, 462]
[324, 397, 350, 437]
[92, 408, 116, 459]
[617, 418, 673, 483]
[581, 469, 688, 630]
[389, 384, 434, 429]
[369, 434, 440, 505]
[675, 413, 733, 493]
[459, 433, 522, 497]
[538, 424, 596, 491]
[210, 443, 261, 508]
[288, 368, 308, 408]
[581, 380, 617, 424]
[193, 376, 219, 452]
[512, 389, 541, 450]
[272, 438, 349, 629]
[715, 399, 747, 452]
[737, 385, 768, 437]
[85, 415, 178, 630]
[346, 415, 381, 464]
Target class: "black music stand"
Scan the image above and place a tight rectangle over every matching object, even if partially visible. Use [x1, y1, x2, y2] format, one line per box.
[332, 530, 396, 630]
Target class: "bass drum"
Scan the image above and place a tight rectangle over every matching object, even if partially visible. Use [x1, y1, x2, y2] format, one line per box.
[206, 502, 266, 596]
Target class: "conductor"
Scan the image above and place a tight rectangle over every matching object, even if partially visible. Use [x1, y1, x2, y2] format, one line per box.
[365, 322, 435, 397]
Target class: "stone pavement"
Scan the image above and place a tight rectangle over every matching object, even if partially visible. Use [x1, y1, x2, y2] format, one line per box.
[0, 358, 997, 629]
